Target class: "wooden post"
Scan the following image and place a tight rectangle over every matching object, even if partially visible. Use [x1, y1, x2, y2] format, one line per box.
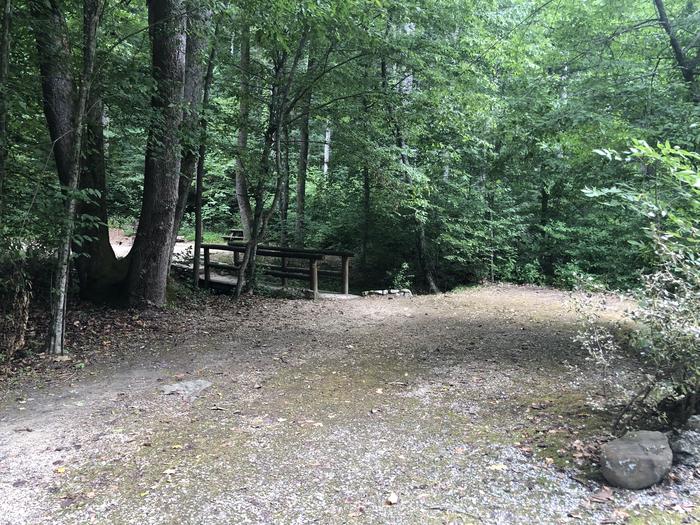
[309, 259, 318, 299]
[341, 256, 350, 295]
[281, 256, 287, 287]
[204, 246, 211, 288]
[233, 250, 240, 267]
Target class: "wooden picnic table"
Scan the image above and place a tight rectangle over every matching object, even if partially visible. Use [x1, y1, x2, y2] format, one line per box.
[200, 242, 352, 298]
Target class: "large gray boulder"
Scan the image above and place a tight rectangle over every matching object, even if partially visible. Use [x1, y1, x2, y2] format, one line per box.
[600, 431, 673, 490]
[669, 430, 700, 466]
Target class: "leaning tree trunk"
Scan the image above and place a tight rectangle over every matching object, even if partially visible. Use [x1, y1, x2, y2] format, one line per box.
[235, 127, 286, 299]
[654, 0, 700, 102]
[234, 30, 307, 298]
[48, 0, 102, 355]
[126, 0, 186, 307]
[0, 0, 10, 200]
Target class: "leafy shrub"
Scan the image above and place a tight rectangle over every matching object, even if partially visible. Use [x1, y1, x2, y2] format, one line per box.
[582, 141, 700, 429]
[516, 261, 544, 285]
[554, 262, 597, 290]
[388, 262, 414, 290]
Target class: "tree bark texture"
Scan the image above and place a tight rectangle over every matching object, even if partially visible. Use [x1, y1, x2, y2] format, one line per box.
[30, 0, 75, 186]
[76, 90, 126, 299]
[172, 3, 212, 249]
[126, 0, 186, 306]
[31, 0, 122, 300]
[48, 0, 102, 354]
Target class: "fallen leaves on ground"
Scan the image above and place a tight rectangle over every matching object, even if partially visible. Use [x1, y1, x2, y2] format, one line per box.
[590, 486, 614, 504]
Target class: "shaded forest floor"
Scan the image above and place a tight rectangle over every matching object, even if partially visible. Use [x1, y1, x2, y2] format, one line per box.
[1, 285, 699, 524]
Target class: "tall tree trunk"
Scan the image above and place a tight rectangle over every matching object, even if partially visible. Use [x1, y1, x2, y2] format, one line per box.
[539, 184, 553, 278]
[381, 52, 438, 293]
[279, 125, 290, 246]
[234, 31, 307, 298]
[126, 0, 186, 306]
[235, 127, 285, 299]
[0, 0, 10, 200]
[172, 4, 212, 249]
[295, 57, 314, 247]
[31, 0, 121, 301]
[48, 0, 102, 355]
[235, 22, 253, 239]
[30, 0, 75, 187]
[75, 90, 126, 299]
[417, 224, 440, 294]
[361, 164, 370, 268]
[193, 20, 217, 288]
[322, 123, 331, 177]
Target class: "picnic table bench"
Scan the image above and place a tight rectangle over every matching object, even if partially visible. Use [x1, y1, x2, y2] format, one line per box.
[200, 241, 353, 298]
[223, 229, 245, 242]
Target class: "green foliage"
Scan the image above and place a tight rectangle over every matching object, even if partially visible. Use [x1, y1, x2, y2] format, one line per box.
[3, 0, 700, 310]
[388, 262, 413, 290]
[585, 142, 700, 428]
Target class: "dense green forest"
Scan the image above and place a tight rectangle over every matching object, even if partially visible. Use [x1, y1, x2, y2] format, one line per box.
[0, 0, 698, 355]
[2, 2, 700, 519]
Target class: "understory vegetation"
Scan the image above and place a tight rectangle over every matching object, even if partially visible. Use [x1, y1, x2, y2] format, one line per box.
[0, 0, 699, 427]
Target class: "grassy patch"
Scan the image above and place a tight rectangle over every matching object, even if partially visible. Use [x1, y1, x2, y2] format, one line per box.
[177, 226, 227, 244]
[506, 392, 614, 477]
[627, 505, 700, 524]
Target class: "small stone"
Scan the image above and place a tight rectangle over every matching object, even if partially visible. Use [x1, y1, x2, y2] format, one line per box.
[161, 379, 212, 400]
[685, 415, 700, 431]
[669, 430, 700, 466]
[389, 289, 399, 294]
[600, 431, 672, 489]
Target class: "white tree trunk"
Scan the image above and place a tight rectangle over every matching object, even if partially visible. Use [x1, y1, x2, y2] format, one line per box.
[322, 124, 331, 177]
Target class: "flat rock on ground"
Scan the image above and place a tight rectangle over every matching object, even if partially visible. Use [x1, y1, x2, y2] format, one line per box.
[1, 285, 699, 524]
[160, 379, 212, 400]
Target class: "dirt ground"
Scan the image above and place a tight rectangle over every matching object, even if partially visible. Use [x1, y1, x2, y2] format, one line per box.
[1, 285, 698, 524]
